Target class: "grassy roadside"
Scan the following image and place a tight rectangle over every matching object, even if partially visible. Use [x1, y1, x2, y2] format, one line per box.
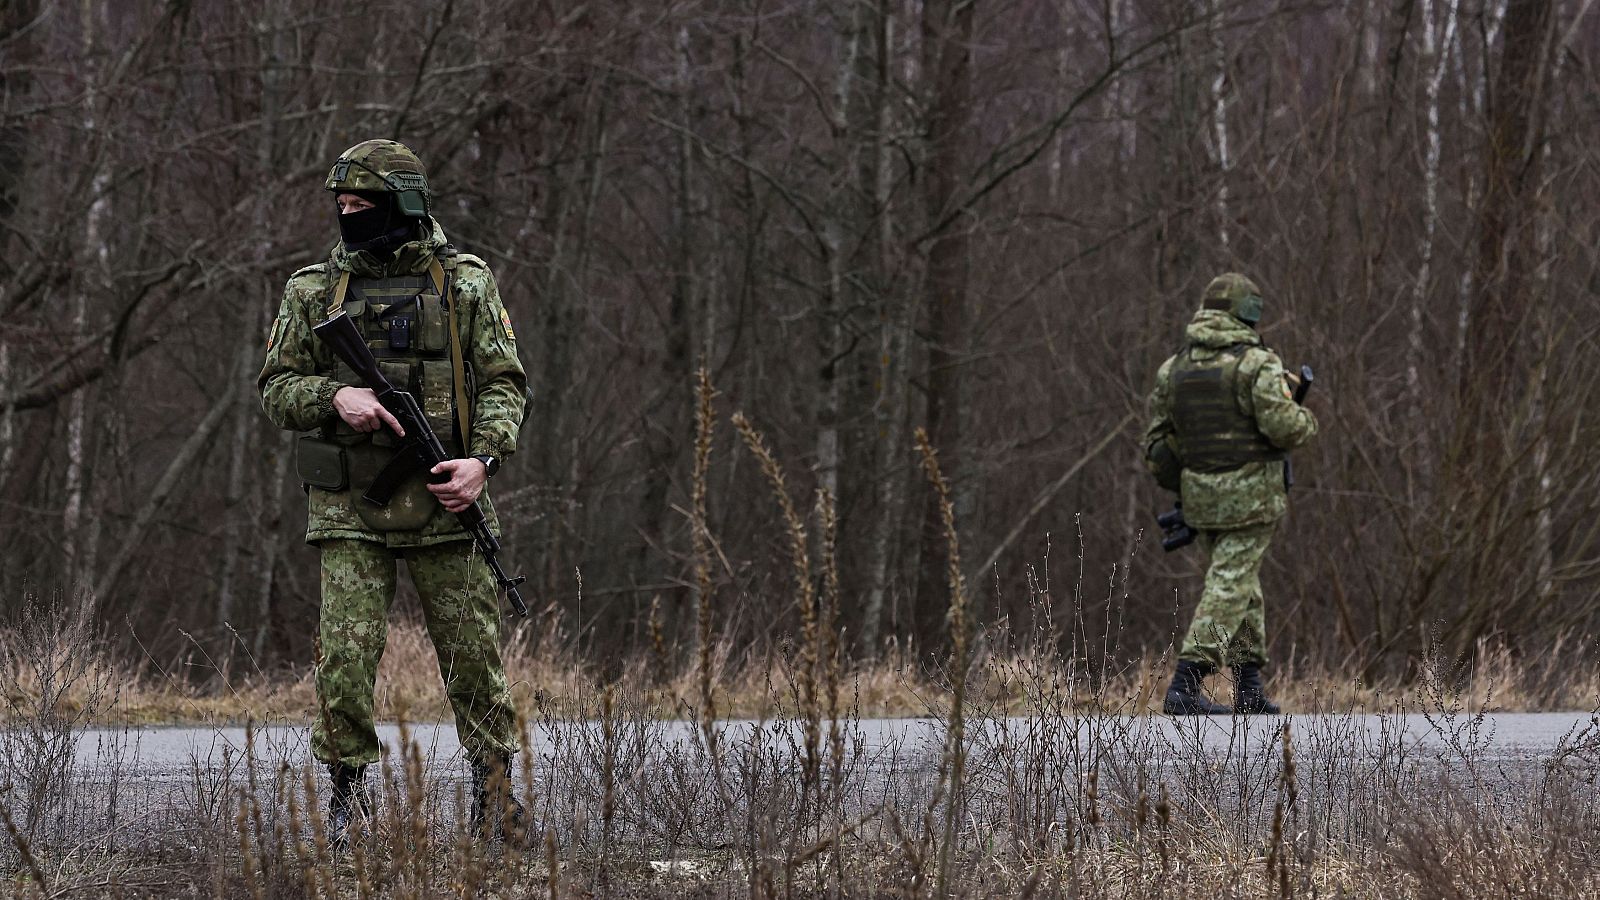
[5, 616, 1595, 727]
[8, 598, 1600, 896]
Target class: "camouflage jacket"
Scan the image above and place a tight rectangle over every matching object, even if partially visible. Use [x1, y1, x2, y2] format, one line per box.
[258, 219, 528, 547]
[1144, 310, 1317, 530]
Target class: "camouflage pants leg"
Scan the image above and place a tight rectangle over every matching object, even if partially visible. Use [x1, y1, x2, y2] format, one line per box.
[403, 540, 518, 761]
[312, 538, 398, 768]
[1178, 521, 1276, 670]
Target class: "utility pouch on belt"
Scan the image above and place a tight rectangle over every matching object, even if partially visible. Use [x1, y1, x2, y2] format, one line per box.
[295, 434, 348, 491]
[1147, 436, 1183, 493]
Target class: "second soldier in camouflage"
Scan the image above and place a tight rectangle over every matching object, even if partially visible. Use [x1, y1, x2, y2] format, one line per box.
[1144, 273, 1318, 715]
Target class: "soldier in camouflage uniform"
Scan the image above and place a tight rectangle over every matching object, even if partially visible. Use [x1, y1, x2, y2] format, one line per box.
[258, 139, 530, 843]
[1143, 273, 1317, 715]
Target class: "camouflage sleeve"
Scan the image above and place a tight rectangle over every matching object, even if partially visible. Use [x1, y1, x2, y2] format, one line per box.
[1142, 356, 1176, 466]
[457, 261, 528, 460]
[258, 270, 344, 432]
[1244, 350, 1317, 450]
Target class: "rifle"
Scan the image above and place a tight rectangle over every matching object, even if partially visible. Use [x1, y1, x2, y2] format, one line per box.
[1283, 364, 1314, 489]
[313, 311, 529, 617]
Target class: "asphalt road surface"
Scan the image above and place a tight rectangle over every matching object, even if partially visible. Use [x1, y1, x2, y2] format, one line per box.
[64, 711, 1597, 779]
[12, 710, 1589, 853]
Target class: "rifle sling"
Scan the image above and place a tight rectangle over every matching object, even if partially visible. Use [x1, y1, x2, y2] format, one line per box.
[429, 258, 472, 453]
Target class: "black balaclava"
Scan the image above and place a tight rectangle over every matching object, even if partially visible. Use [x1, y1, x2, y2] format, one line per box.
[337, 190, 419, 258]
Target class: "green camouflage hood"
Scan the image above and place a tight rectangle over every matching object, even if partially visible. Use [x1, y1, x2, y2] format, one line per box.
[1185, 308, 1264, 353]
[331, 217, 447, 278]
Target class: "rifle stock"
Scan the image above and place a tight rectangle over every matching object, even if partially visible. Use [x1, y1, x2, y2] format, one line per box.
[312, 312, 529, 617]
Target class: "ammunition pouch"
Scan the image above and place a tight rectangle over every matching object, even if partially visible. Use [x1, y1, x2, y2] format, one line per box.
[296, 434, 348, 492]
[346, 441, 442, 532]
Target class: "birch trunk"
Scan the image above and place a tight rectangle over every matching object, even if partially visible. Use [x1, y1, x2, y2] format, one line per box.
[1406, 0, 1458, 466]
[66, 0, 111, 579]
[1206, 0, 1232, 250]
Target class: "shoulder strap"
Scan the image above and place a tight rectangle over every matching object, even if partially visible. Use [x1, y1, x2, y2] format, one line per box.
[429, 257, 472, 451]
[325, 269, 351, 319]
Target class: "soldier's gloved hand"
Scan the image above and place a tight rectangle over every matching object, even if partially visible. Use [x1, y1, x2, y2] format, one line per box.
[428, 458, 488, 513]
[333, 387, 405, 437]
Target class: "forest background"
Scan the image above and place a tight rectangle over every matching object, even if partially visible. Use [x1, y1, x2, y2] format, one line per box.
[0, 0, 1591, 697]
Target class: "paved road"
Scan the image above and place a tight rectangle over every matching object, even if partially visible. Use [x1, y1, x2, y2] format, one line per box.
[13, 711, 1590, 852]
[63, 711, 1598, 778]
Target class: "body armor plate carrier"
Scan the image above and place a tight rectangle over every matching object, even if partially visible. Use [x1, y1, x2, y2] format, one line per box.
[325, 270, 467, 531]
[1170, 345, 1283, 474]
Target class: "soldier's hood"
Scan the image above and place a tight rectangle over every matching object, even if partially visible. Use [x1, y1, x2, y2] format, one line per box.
[331, 218, 448, 278]
[1185, 308, 1262, 350]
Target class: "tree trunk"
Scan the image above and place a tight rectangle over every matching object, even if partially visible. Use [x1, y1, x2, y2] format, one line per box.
[862, 0, 904, 653]
[913, 0, 975, 642]
[1407, 0, 1457, 455]
[1448, 0, 1555, 660]
[1206, 0, 1232, 251]
[65, 0, 112, 579]
[1458, 0, 1554, 454]
[219, 0, 287, 640]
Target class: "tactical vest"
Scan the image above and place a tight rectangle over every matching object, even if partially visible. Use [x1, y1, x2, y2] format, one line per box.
[1170, 344, 1283, 474]
[325, 264, 471, 531]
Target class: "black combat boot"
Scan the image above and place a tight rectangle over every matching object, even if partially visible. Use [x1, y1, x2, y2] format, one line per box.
[327, 763, 371, 849]
[470, 753, 532, 847]
[1162, 660, 1233, 715]
[1232, 662, 1281, 715]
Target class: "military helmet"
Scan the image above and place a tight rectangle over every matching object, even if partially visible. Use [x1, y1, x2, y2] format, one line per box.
[325, 139, 431, 217]
[1200, 272, 1264, 324]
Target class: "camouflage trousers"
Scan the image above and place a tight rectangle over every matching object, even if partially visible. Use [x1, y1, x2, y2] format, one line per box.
[1177, 521, 1276, 670]
[313, 538, 518, 768]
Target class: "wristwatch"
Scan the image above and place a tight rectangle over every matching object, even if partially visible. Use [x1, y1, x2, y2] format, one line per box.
[472, 454, 500, 477]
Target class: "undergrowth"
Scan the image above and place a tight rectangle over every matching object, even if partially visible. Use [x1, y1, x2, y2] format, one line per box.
[5, 369, 1600, 897]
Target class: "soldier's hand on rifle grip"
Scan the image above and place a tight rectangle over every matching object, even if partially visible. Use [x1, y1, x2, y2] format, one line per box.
[1293, 364, 1313, 404]
[427, 458, 488, 513]
[333, 386, 405, 437]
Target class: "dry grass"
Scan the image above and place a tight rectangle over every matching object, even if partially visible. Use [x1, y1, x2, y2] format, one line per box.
[1, 615, 1596, 728]
[8, 384, 1600, 897]
[6, 606, 1600, 898]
